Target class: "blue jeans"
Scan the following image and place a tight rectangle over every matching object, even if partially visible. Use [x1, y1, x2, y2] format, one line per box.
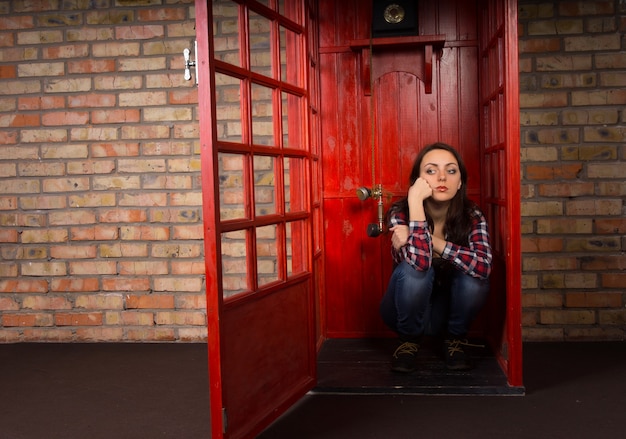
[379, 260, 490, 339]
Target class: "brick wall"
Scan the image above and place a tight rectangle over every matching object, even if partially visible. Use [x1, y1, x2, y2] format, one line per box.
[518, 0, 626, 341]
[1, 0, 625, 343]
[0, 0, 206, 342]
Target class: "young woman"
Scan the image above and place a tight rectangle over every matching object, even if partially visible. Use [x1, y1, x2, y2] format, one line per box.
[379, 142, 492, 372]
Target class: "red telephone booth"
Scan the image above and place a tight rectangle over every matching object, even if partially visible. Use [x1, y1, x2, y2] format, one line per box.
[197, 0, 522, 437]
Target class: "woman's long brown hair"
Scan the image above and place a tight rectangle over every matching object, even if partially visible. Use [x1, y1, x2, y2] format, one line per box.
[386, 142, 476, 246]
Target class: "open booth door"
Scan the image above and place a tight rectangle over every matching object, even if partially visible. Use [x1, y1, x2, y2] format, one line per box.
[479, 0, 523, 388]
[196, 1, 322, 437]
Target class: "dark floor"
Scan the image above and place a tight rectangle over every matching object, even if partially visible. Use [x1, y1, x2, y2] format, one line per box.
[1, 341, 626, 439]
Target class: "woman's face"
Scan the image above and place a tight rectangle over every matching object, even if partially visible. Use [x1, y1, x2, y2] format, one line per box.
[419, 148, 462, 203]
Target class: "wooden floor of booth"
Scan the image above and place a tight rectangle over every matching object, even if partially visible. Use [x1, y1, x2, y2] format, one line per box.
[314, 338, 524, 395]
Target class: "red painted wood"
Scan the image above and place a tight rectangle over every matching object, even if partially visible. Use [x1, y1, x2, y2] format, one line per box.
[477, 0, 523, 388]
[502, 0, 523, 388]
[221, 282, 314, 438]
[199, 1, 319, 437]
[195, 1, 225, 438]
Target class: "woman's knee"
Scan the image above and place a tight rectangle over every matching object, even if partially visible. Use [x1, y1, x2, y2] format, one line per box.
[394, 261, 432, 284]
[451, 272, 490, 306]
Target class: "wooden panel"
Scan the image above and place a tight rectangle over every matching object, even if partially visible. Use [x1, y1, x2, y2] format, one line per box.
[320, 52, 363, 198]
[323, 197, 388, 336]
[221, 281, 314, 438]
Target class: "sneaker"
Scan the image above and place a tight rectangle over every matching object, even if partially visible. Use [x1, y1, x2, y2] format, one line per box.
[391, 340, 420, 373]
[444, 337, 473, 371]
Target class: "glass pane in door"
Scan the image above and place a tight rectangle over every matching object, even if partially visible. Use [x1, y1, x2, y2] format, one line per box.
[219, 152, 247, 221]
[249, 10, 273, 77]
[281, 91, 303, 149]
[212, 0, 241, 67]
[284, 156, 306, 213]
[286, 219, 308, 277]
[280, 26, 302, 86]
[215, 73, 243, 143]
[256, 224, 280, 287]
[254, 155, 276, 216]
[221, 229, 249, 298]
[251, 83, 275, 146]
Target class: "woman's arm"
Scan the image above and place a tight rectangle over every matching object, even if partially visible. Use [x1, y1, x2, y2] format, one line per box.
[389, 211, 432, 271]
[439, 209, 492, 279]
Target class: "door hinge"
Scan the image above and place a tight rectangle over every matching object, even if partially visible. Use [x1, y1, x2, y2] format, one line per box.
[183, 40, 198, 84]
[222, 407, 228, 434]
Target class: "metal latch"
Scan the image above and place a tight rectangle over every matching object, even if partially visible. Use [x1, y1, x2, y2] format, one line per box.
[183, 41, 198, 84]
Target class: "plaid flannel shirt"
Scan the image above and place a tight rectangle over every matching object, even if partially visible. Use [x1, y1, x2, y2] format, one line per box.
[389, 207, 492, 280]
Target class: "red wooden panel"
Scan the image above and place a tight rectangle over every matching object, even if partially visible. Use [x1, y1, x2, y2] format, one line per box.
[458, 46, 482, 198]
[320, 53, 363, 198]
[419, 1, 438, 35]
[323, 198, 366, 335]
[221, 282, 314, 438]
[459, 0, 479, 41]
[438, 47, 461, 146]
[377, 71, 421, 194]
[438, 0, 460, 39]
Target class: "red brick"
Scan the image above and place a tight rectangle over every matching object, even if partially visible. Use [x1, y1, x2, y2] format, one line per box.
[22, 295, 71, 310]
[68, 59, 116, 74]
[2, 313, 53, 327]
[566, 292, 622, 308]
[70, 225, 119, 241]
[51, 278, 100, 292]
[91, 109, 140, 124]
[126, 328, 176, 341]
[601, 273, 626, 288]
[155, 311, 205, 326]
[21, 328, 73, 341]
[75, 327, 125, 341]
[519, 37, 561, 53]
[118, 311, 155, 326]
[525, 163, 583, 180]
[580, 256, 626, 271]
[55, 312, 103, 326]
[115, 25, 164, 40]
[42, 111, 90, 126]
[68, 93, 116, 108]
[138, 8, 187, 22]
[125, 294, 175, 309]
[594, 219, 626, 234]
[174, 293, 207, 309]
[75, 294, 124, 310]
[0, 279, 48, 293]
[68, 261, 117, 275]
[522, 237, 564, 252]
[0, 114, 40, 127]
[90, 143, 141, 157]
[118, 261, 168, 276]
[171, 260, 205, 275]
[0, 297, 19, 310]
[102, 277, 151, 292]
